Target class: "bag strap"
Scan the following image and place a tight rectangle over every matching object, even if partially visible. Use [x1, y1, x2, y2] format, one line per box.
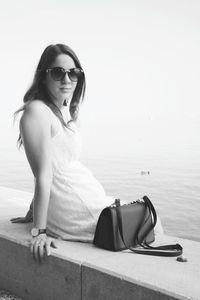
[116, 196, 183, 257]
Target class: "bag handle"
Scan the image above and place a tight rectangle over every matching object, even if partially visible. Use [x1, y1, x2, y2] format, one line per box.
[116, 196, 183, 257]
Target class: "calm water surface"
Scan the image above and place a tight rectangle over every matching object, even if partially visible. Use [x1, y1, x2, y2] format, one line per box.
[0, 148, 199, 242]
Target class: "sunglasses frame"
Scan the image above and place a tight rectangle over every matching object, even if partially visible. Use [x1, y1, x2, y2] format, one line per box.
[46, 67, 83, 82]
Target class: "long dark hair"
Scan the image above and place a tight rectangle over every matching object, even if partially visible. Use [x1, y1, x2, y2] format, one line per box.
[14, 44, 86, 147]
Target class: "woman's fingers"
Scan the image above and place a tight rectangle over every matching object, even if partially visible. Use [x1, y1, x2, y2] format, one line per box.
[30, 237, 45, 262]
[10, 217, 25, 223]
[45, 239, 52, 256]
[30, 241, 34, 256]
[38, 241, 45, 263]
[10, 216, 33, 223]
[45, 238, 58, 256]
[33, 241, 45, 262]
[32, 241, 39, 262]
[10, 217, 19, 222]
[34, 241, 43, 262]
[51, 239, 58, 249]
[30, 236, 58, 262]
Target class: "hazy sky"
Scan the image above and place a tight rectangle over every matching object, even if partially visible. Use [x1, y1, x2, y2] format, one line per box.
[0, 0, 200, 159]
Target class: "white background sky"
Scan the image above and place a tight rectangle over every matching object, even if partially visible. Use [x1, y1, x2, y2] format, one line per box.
[0, 0, 200, 160]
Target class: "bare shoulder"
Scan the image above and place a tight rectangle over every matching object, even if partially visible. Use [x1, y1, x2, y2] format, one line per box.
[24, 100, 50, 115]
[21, 100, 51, 121]
[20, 100, 51, 132]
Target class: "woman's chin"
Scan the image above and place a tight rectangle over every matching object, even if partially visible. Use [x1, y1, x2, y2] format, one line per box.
[60, 91, 72, 99]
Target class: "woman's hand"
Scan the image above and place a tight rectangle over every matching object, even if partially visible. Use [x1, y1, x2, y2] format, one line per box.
[30, 234, 57, 263]
[10, 208, 33, 223]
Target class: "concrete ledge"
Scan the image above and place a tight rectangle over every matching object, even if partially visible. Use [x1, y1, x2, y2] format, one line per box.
[0, 186, 200, 300]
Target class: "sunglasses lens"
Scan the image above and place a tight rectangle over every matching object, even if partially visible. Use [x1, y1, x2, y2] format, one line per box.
[51, 68, 65, 81]
[69, 68, 82, 82]
[48, 67, 83, 81]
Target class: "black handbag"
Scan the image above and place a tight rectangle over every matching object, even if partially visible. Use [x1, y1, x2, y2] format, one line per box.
[93, 195, 183, 257]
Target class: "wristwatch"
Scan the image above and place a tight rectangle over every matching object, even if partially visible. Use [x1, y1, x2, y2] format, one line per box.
[31, 227, 47, 237]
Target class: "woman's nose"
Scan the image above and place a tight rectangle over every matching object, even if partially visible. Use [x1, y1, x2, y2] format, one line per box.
[62, 72, 71, 83]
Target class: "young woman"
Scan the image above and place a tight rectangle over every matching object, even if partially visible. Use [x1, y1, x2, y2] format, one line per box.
[11, 44, 163, 263]
[11, 44, 116, 262]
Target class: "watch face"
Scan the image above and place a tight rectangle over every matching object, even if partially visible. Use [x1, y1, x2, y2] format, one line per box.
[31, 228, 39, 237]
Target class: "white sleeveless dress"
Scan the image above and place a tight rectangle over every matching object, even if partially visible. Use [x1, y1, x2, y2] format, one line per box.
[47, 120, 114, 242]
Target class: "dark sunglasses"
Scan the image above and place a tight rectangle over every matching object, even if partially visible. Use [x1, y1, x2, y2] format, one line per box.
[46, 67, 83, 82]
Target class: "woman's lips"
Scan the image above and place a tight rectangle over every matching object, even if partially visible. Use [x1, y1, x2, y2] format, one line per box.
[60, 87, 71, 92]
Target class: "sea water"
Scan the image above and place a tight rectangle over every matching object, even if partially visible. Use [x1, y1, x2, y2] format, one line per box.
[0, 148, 199, 242]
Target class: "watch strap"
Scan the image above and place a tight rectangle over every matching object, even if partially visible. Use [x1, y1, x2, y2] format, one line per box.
[31, 228, 47, 237]
[38, 229, 47, 235]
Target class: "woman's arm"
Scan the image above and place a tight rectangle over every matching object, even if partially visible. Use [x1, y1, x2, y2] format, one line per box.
[20, 101, 57, 261]
[21, 101, 52, 228]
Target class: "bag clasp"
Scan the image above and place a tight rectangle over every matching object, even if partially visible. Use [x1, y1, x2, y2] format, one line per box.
[110, 199, 121, 207]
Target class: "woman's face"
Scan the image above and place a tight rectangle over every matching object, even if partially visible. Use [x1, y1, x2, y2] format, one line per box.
[45, 54, 77, 106]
